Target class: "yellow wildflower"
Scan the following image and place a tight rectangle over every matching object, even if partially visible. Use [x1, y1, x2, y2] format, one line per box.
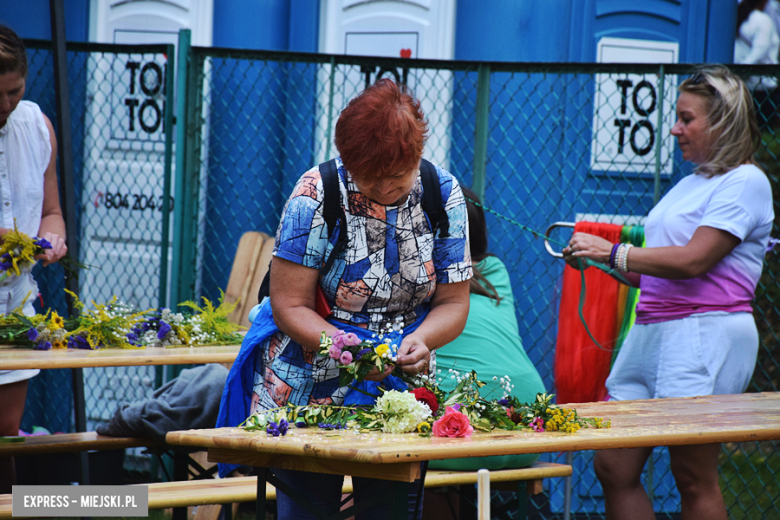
[416, 421, 431, 433]
[50, 311, 64, 330]
[375, 344, 390, 357]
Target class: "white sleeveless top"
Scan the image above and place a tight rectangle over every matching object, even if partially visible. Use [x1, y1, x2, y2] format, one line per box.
[0, 100, 51, 385]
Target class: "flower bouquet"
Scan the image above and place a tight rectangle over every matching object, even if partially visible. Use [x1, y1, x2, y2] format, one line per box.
[0, 223, 52, 282]
[126, 292, 245, 348]
[318, 321, 406, 388]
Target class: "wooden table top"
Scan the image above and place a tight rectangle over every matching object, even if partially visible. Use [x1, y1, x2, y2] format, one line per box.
[165, 393, 780, 466]
[0, 344, 241, 369]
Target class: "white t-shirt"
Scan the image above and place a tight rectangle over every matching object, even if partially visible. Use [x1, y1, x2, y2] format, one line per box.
[735, 10, 780, 89]
[635, 164, 774, 324]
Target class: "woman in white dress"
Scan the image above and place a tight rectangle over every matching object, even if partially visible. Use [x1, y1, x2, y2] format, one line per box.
[0, 25, 68, 493]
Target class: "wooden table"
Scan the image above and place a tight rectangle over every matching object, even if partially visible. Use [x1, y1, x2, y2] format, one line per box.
[165, 392, 780, 519]
[0, 344, 241, 369]
[0, 343, 242, 518]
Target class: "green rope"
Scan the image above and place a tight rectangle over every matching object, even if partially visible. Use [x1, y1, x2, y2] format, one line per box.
[465, 196, 631, 352]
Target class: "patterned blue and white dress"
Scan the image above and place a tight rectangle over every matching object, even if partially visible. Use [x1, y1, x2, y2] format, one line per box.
[216, 158, 470, 477]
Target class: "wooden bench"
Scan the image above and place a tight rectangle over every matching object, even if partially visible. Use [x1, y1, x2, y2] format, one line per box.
[0, 461, 571, 518]
[0, 432, 157, 457]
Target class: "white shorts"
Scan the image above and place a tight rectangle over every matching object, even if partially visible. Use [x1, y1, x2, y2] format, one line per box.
[606, 311, 758, 401]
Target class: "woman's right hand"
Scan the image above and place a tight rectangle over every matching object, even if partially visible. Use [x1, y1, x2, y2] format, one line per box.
[562, 232, 613, 269]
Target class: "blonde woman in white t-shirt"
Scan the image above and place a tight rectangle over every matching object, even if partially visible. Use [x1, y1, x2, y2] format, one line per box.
[0, 25, 68, 494]
[563, 67, 773, 520]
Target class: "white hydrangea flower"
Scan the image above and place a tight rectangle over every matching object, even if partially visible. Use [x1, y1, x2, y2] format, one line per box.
[374, 390, 431, 434]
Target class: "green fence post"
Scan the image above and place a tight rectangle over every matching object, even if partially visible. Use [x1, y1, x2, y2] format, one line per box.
[324, 56, 336, 161]
[653, 64, 665, 205]
[159, 43, 176, 309]
[171, 29, 201, 308]
[473, 64, 491, 201]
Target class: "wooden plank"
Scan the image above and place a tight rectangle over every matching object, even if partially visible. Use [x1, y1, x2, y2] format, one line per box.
[142, 477, 265, 508]
[0, 432, 157, 456]
[424, 463, 572, 486]
[207, 448, 421, 482]
[238, 237, 275, 327]
[0, 494, 12, 519]
[165, 393, 780, 463]
[225, 232, 269, 326]
[0, 345, 241, 369]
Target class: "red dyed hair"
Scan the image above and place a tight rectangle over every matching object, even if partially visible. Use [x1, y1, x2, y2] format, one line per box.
[335, 79, 428, 182]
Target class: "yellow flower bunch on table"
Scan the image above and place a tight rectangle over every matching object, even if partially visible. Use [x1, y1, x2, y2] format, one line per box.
[64, 290, 150, 350]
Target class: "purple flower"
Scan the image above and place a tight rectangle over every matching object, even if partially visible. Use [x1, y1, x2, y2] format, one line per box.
[33, 237, 52, 250]
[451, 403, 462, 411]
[355, 347, 371, 361]
[34, 341, 52, 351]
[497, 399, 509, 407]
[266, 421, 280, 437]
[27, 328, 39, 342]
[157, 322, 172, 340]
[278, 418, 289, 435]
[339, 351, 353, 365]
[295, 421, 307, 428]
[67, 335, 91, 350]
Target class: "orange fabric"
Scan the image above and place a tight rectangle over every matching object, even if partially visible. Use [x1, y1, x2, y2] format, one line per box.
[615, 283, 630, 339]
[554, 222, 623, 404]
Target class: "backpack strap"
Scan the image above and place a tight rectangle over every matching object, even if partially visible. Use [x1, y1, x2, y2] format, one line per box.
[318, 159, 348, 276]
[419, 159, 450, 238]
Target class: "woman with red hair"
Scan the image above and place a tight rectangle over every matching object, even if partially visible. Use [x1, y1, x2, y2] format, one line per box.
[217, 79, 471, 519]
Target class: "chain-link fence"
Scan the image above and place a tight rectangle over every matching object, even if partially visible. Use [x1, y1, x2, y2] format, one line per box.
[16, 39, 780, 518]
[21, 40, 175, 472]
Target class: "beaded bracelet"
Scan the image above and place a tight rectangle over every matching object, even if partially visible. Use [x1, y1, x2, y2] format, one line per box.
[617, 243, 634, 272]
[615, 244, 625, 272]
[609, 243, 620, 270]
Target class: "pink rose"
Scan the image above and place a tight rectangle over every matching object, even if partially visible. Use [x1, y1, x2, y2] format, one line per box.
[329, 343, 343, 360]
[344, 333, 360, 346]
[432, 406, 473, 438]
[339, 350, 354, 365]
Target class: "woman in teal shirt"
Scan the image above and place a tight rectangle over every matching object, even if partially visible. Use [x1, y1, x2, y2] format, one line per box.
[431, 187, 546, 470]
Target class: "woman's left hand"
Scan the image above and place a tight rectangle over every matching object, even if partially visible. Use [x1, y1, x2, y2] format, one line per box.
[34, 232, 67, 266]
[395, 334, 431, 375]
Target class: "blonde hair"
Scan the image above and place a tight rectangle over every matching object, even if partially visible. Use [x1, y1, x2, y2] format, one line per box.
[678, 66, 760, 177]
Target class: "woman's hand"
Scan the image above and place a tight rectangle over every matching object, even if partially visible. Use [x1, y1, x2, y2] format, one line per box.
[34, 232, 67, 266]
[562, 232, 613, 269]
[363, 364, 395, 382]
[395, 333, 432, 375]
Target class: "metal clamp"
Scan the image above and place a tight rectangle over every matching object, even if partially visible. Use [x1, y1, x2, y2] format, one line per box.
[544, 221, 575, 258]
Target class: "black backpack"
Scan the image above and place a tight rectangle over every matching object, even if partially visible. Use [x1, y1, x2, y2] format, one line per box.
[257, 158, 449, 304]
